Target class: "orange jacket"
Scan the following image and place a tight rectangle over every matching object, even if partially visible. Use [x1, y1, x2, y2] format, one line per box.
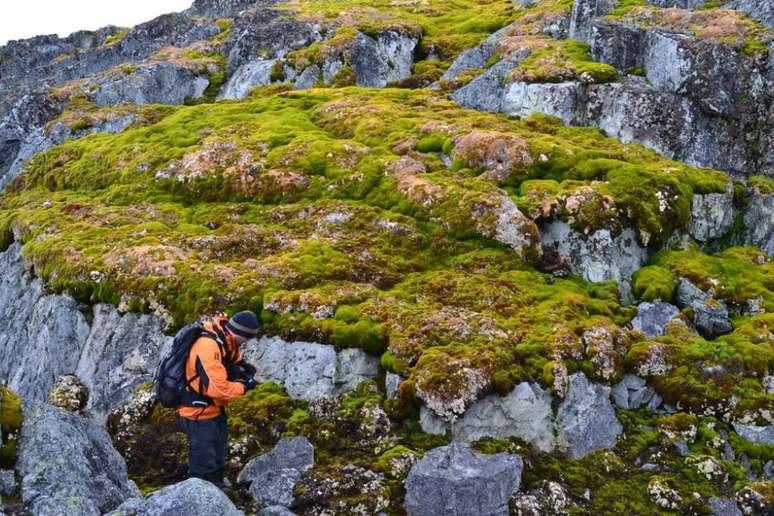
[178, 316, 246, 420]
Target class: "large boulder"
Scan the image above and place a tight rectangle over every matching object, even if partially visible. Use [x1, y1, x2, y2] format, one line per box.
[570, 0, 619, 42]
[404, 442, 523, 516]
[631, 301, 680, 338]
[501, 81, 583, 125]
[556, 372, 622, 459]
[17, 402, 139, 515]
[450, 53, 529, 112]
[237, 437, 314, 508]
[88, 63, 209, 106]
[540, 221, 648, 303]
[219, 59, 278, 99]
[420, 382, 556, 452]
[242, 337, 380, 400]
[688, 183, 735, 242]
[349, 30, 418, 87]
[109, 478, 243, 516]
[744, 186, 774, 256]
[733, 423, 774, 445]
[675, 279, 733, 339]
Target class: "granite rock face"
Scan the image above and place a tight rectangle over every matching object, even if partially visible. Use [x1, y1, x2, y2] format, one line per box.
[540, 221, 648, 303]
[242, 336, 381, 400]
[675, 278, 733, 339]
[744, 187, 774, 256]
[556, 373, 623, 459]
[688, 184, 735, 242]
[404, 442, 523, 516]
[631, 302, 681, 338]
[88, 63, 209, 106]
[238, 436, 315, 485]
[348, 30, 419, 87]
[109, 478, 243, 516]
[18, 402, 139, 516]
[733, 423, 774, 445]
[219, 59, 278, 99]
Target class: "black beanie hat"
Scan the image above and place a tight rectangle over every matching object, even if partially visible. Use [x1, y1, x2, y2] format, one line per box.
[226, 310, 260, 338]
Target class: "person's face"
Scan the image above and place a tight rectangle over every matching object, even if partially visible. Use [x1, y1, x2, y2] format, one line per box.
[231, 333, 251, 346]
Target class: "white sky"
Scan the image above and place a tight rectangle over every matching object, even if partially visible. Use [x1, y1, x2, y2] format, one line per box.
[1, 1, 194, 46]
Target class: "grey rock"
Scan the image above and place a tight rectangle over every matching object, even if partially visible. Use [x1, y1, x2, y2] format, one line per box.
[540, 221, 648, 303]
[556, 372, 622, 459]
[570, 0, 619, 42]
[688, 183, 735, 242]
[0, 470, 14, 497]
[349, 30, 418, 87]
[611, 381, 629, 409]
[448, 382, 555, 452]
[450, 54, 527, 112]
[644, 30, 694, 94]
[249, 468, 302, 507]
[293, 64, 320, 90]
[420, 406, 450, 436]
[0, 244, 167, 415]
[708, 496, 743, 516]
[237, 436, 314, 485]
[225, 8, 322, 74]
[676, 279, 732, 339]
[628, 386, 655, 409]
[88, 63, 209, 106]
[385, 373, 401, 399]
[75, 303, 170, 421]
[219, 59, 278, 99]
[744, 187, 774, 256]
[733, 423, 774, 445]
[440, 39, 499, 82]
[501, 81, 583, 125]
[675, 440, 690, 457]
[18, 402, 139, 515]
[590, 20, 645, 71]
[631, 302, 680, 338]
[764, 460, 774, 480]
[187, 0, 273, 17]
[109, 478, 243, 516]
[724, 0, 774, 30]
[623, 374, 647, 390]
[242, 336, 380, 400]
[404, 442, 523, 516]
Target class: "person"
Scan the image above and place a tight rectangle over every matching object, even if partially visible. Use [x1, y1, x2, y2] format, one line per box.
[177, 310, 260, 487]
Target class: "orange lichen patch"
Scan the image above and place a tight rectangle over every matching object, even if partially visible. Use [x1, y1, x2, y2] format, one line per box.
[617, 7, 773, 49]
[104, 245, 189, 277]
[451, 130, 533, 183]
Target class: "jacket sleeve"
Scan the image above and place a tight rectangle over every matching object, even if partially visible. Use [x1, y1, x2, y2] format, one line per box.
[192, 338, 246, 403]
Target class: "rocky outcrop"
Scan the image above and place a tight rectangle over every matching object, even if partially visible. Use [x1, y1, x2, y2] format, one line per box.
[17, 402, 139, 515]
[187, 0, 271, 18]
[224, 8, 322, 75]
[0, 244, 169, 418]
[219, 59, 278, 99]
[744, 187, 774, 255]
[675, 278, 733, 339]
[421, 373, 622, 459]
[450, 53, 529, 112]
[421, 382, 555, 452]
[0, 14, 220, 91]
[540, 221, 648, 303]
[688, 184, 735, 242]
[724, 0, 774, 30]
[631, 301, 680, 338]
[237, 437, 315, 505]
[502, 81, 583, 125]
[404, 442, 523, 516]
[242, 336, 380, 401]
[556, 372, 623, 459]
[348, 30, 419, 87]
[611, 374, 664, 411]
[708, 496, 743, 516]
[733, 423, 774, 445]
[570, 0, 619, 42]
[88, 63, 209, 106]
[110, 478, 243, 516]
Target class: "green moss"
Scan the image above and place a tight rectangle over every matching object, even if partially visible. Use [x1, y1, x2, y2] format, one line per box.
[632, 266, 676, 303]
[749, 175, 774, 195]
[104, 27, 129, 47]
[511, 39, 618, 84]
[0, 385, 22, 468]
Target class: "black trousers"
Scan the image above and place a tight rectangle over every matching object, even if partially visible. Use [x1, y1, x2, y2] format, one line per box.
[178, 413, 228, 485]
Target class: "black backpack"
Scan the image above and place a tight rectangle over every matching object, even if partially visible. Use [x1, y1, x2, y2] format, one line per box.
[154, 321, 221, 408]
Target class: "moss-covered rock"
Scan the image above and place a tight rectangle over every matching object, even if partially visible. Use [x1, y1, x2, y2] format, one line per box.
[0, 385, 22, 468]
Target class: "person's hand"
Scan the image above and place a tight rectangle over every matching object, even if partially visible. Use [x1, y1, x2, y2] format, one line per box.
[241, 361, 257, 378]
[241, 377, 258, 392]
